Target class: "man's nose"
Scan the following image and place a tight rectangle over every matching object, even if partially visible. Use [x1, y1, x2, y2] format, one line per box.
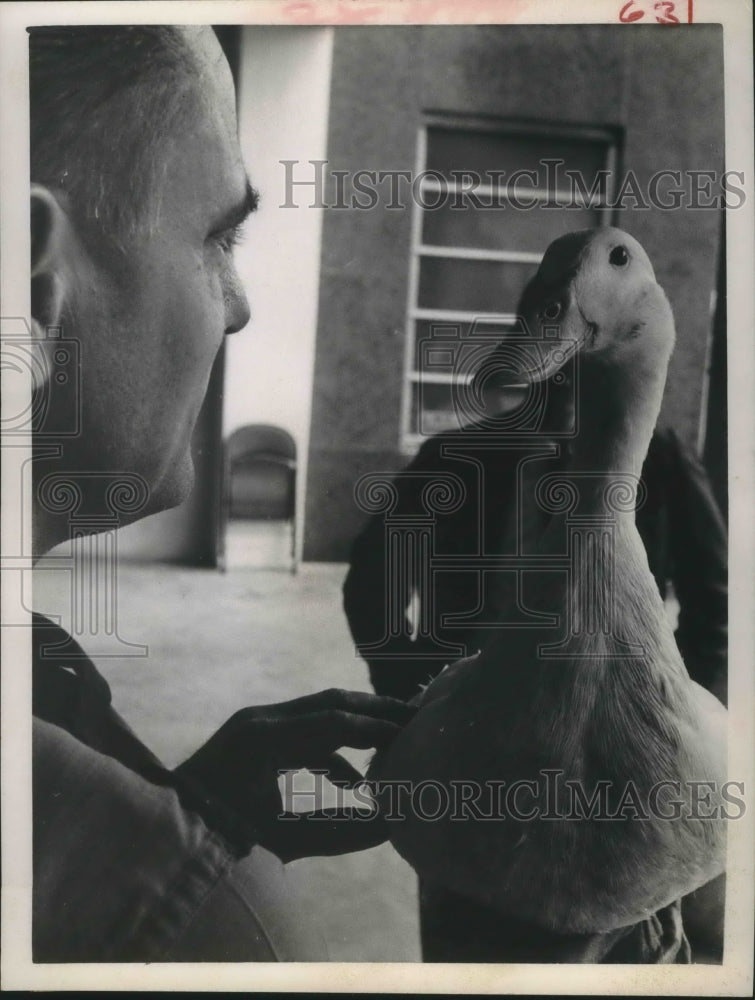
[224, 267, 251, 336]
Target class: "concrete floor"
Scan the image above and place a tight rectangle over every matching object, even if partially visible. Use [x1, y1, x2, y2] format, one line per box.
[32, 550, 421, 963]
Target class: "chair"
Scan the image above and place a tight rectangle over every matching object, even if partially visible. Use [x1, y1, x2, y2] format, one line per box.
[224, 424, 297, 572]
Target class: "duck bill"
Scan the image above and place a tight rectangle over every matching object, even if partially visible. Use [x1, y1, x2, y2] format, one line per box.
[509, 331, 586, 385]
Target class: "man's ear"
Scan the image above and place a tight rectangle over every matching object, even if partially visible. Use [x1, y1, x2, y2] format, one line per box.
[31, 184, 67, 333]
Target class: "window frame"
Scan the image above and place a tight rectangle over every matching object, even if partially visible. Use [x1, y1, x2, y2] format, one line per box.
[399, 114, 620, 454]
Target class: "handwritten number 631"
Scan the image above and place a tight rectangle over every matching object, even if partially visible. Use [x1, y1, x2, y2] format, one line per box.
[619, 1, 680, 23]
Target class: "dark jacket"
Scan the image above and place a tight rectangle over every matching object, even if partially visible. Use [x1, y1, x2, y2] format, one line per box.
[31, 615, 322, 962]
[343, 426, 728, 702]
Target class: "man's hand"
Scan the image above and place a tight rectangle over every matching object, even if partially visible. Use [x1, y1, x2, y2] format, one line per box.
[174, 689, 416, 863]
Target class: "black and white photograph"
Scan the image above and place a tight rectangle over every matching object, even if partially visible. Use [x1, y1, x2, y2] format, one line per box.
[1, 0, 753, 992]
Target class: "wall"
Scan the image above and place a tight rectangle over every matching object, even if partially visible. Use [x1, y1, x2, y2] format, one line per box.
[304, 23, 724, 560]
[223, 26, 333, 564]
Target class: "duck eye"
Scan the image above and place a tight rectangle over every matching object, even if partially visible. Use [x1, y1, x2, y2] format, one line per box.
[542, 302, 562, 320]
[609, 245, 629, 267]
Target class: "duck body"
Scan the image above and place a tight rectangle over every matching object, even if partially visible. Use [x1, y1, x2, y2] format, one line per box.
[370, 229, 727, 933]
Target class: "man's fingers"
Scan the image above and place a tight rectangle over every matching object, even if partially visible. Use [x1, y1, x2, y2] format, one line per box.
[313, 690, 418, 725]
[315, 711, 405, 751]
[265, 689, 417, 725]
[267, 809, 388, 863]
[285, 711, 402, 759]
[320, 752, 368, 789]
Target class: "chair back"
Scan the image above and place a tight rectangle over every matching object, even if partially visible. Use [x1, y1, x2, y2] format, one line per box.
[225, 424, 297, 522]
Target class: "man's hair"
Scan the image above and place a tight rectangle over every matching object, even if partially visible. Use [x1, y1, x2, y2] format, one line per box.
[29, 26, 198, 248]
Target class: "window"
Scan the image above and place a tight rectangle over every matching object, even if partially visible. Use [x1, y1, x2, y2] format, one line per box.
[400, 116, 618, 452]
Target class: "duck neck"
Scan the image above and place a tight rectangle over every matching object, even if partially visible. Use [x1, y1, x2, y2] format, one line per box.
[532, 348, 680, 672]
[567, 353, 667, 523]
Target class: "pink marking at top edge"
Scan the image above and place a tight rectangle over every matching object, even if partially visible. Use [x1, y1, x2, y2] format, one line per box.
[279, 0, 534, 27]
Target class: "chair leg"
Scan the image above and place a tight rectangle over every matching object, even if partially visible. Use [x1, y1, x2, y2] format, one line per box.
[290, 514, 297, 574]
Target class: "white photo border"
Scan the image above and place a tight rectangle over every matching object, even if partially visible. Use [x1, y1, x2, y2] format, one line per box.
[1, 0, 752, 993]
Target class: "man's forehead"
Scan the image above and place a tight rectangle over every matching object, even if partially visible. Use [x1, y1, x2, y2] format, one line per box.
[158, 124, 249, 234]
[179, 26, 230, 75]
[179, 26, 236, 110]
[157, 28, 248, 229]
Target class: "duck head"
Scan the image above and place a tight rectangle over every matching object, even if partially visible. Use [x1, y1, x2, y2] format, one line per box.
[508, 227, 676, 384]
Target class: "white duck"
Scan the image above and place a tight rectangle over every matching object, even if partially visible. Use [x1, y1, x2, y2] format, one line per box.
[370, 228, 727, 934]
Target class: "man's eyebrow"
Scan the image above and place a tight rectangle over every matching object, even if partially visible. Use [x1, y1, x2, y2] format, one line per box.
[212, 179, 259, 231]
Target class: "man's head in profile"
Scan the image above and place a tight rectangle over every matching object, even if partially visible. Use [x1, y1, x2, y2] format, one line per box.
[29, 26, 254, 555]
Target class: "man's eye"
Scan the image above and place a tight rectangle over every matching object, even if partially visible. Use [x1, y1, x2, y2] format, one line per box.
[211, 223, 245, 254]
